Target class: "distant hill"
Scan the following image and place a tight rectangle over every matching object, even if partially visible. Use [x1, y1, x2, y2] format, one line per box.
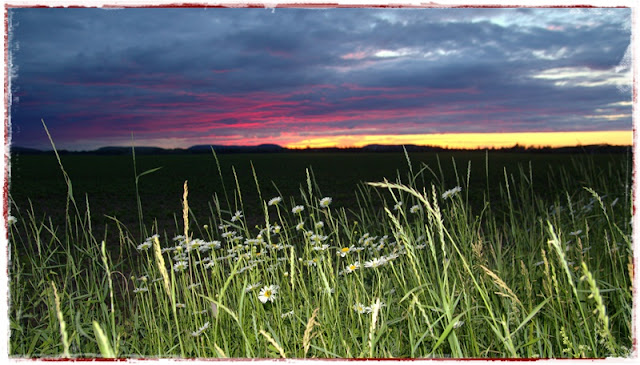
[95, 146, 171, 155]
[8, 143, 631, 155]
[188, 144, 285, 153]
[10, 146, 48, 154]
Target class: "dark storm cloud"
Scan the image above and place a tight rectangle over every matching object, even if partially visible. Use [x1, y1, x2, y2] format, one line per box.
[8, 7, 632, 150]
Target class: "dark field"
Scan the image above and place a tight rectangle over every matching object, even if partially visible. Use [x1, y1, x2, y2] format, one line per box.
[8, 150, 632, 242]
[7, 149, 634, 358]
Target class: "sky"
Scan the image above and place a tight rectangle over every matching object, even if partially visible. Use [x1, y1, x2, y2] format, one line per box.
[6, 5, 634, 150]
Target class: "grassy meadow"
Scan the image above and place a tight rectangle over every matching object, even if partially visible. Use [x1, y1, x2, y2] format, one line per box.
[6, 147, 634, 358]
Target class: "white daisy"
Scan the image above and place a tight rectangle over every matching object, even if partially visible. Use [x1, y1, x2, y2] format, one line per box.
[315, 221, 324, 229]
[207, 240, 222, 249]
[393, 201, 403, 210]
[231, 210, 243, 222]
[344, 261, 360, 273]
[295, 222, 305, 231]
[337, 246, 355, 257]
[353, 303, 371, 314]
[319, 197, 332, 208]
[364, 257, 388, 268]
[442, 186, 462, 200]
[292, 205, 305, 214]
[258, 285, 279, 303]
[137, 240, 152, 251]
[173, 260, 189, 272]
[7, 215, 17, 225]
[268, 197, 282, 206]
[221, 231, 236, 239]
[410, 205, 421, 214]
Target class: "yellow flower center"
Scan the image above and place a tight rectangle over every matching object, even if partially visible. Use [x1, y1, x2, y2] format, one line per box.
[341, 247, 350, 253]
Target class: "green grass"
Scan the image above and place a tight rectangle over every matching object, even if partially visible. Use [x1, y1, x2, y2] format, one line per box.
[7, 147, 633, 358]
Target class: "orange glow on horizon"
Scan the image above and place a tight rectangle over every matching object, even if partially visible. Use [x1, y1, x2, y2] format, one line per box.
[284, 131, 632, 149]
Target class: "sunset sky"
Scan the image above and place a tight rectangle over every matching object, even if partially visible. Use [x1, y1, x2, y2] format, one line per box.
[7, 6, 633, 151]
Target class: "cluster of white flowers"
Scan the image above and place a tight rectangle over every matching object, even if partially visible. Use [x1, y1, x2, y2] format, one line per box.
[244, 237, 265, 246]
[358, 233, 379, 246]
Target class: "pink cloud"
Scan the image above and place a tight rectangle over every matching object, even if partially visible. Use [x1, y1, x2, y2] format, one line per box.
[341, 51, 368, 60]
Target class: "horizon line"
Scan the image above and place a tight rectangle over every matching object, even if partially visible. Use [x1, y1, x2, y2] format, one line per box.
[8, 130, 633, 152]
